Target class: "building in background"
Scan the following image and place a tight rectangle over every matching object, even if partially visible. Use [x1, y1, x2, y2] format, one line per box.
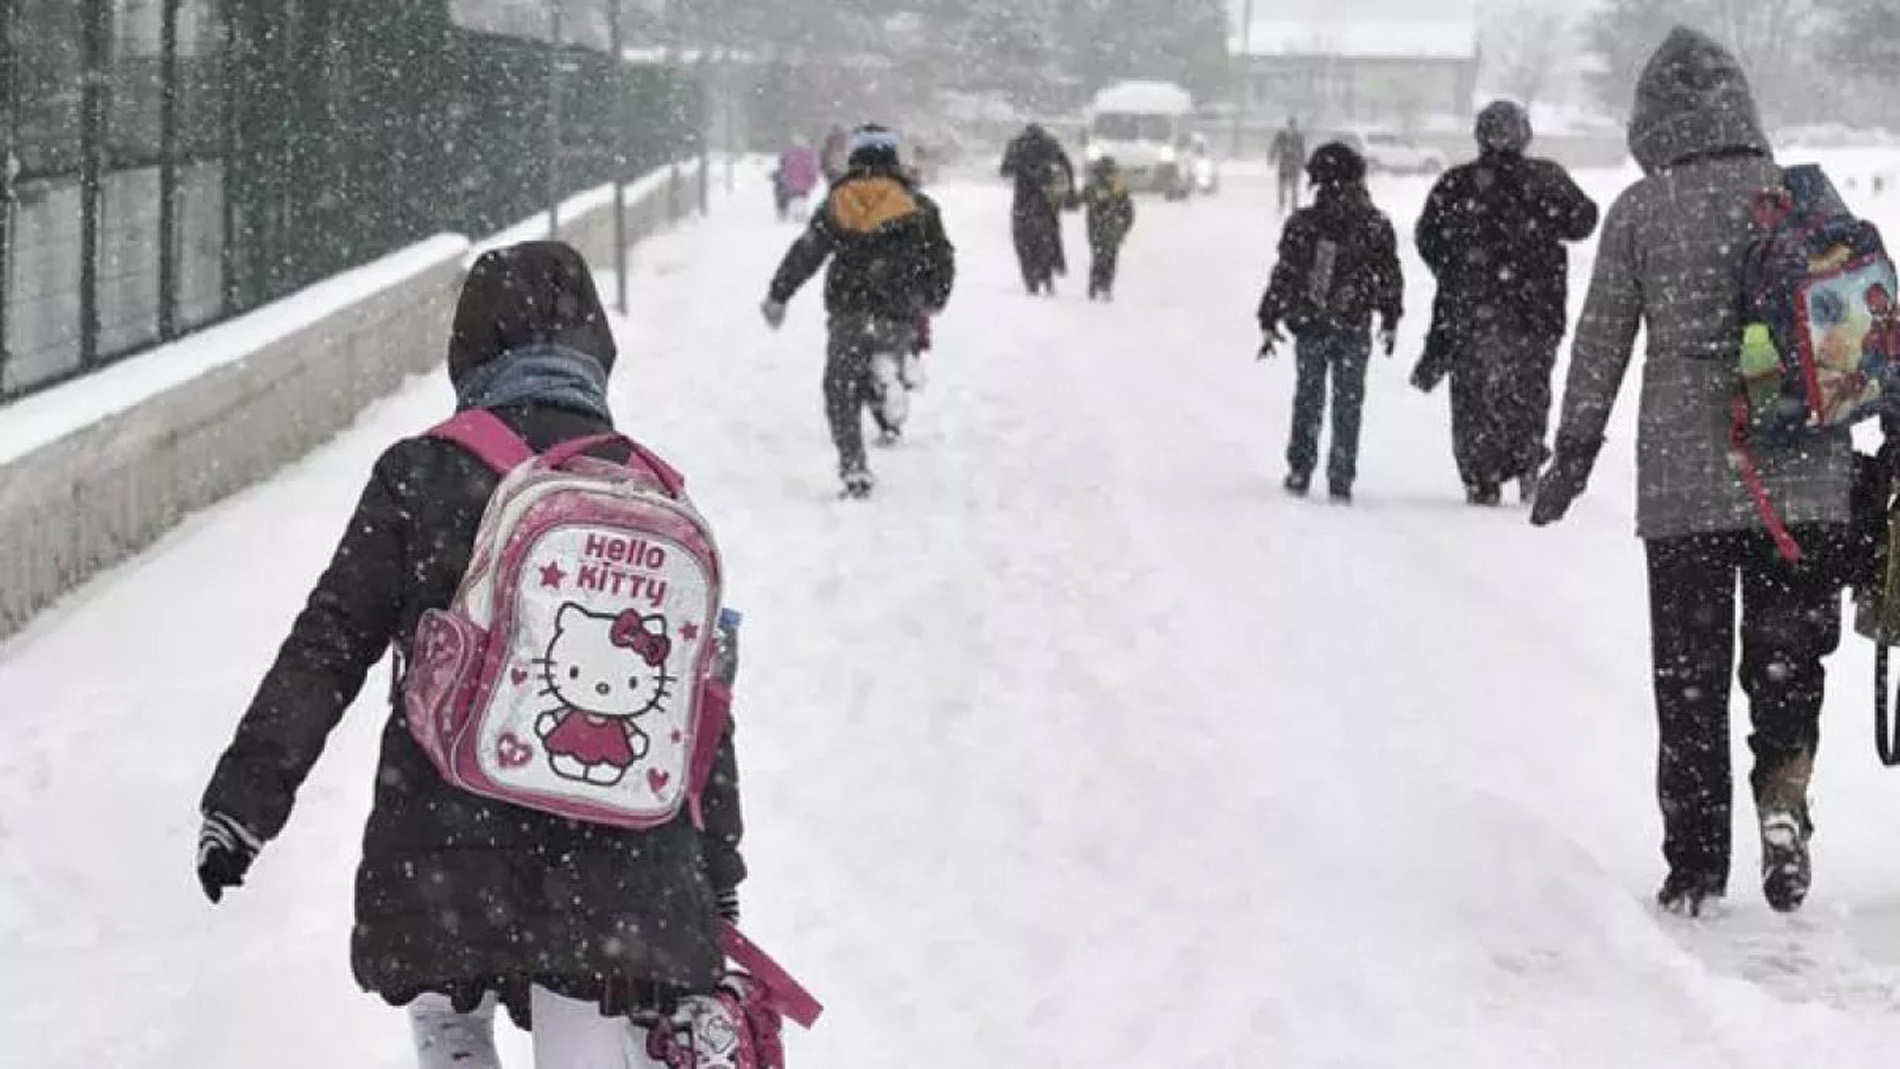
[1229, 20, 1480, 132]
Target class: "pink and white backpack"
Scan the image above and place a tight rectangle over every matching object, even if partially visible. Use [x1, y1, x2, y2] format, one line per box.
[402, 409, 730, 829]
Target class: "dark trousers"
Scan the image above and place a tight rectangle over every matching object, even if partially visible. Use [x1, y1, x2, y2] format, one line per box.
[1276, 171, 1302, 215]
[1012, 203, 1065, 292]
[1448, 326, 1558, 490]
[825, 316, 909, 476]
[1088, 235, 1123, 296]
[1644, 528, 1843, 887]
[1286, 330, 1371, 488]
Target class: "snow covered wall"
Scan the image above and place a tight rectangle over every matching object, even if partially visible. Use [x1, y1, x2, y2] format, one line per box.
[0, 161, 705, 639]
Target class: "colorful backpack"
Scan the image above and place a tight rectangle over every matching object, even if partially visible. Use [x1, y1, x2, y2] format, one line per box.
[402, 409, 731, 829]
[1733, 164, 1900, 561]
[645, 925, 825, 1069]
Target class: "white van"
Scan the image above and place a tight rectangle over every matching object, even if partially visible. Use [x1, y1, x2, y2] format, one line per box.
[1084, 80, 1196, 197]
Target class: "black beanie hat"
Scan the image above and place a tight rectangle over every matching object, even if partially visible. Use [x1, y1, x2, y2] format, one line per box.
[1306, 141, 1367, 187]
[1476, 100, 1533, 154]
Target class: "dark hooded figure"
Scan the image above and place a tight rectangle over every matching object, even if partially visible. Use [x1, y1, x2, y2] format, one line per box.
[1000, 123, 1077, 296]
[197, 241, 746, 1061]
[763, 125, 957, 498]
[1257, 142, 1403, 504]
[1414, 100, 1599, 506]
[1532, 28, 1867, 919]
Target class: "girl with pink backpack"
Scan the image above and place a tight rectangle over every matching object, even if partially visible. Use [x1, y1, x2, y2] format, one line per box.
[196, 242, 813, 1067]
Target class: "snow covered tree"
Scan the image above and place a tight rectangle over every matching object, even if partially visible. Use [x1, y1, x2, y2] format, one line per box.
[1480, 1, 1574, 111]
[1584, 0, 1818, 123]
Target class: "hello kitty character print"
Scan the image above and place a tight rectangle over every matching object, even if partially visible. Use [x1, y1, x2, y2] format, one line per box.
[401, 410, 731, 830]
[535, 605, 676, 786]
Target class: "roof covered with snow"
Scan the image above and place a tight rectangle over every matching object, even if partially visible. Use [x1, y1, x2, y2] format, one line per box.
[1090, 80, 1195, 116]
[1233, 20, 1479, 61]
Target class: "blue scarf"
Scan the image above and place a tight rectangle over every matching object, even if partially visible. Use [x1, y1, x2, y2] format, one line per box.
[454, 343, 612, 422]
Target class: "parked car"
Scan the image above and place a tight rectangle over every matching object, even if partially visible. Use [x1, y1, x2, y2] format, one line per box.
[1329, 129, 1447, 175]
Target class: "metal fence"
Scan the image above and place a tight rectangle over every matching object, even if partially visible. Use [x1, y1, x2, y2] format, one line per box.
[0, 0, 703, 403]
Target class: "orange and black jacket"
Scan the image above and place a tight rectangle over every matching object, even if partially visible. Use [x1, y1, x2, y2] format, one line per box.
[768, 165, 956, 321]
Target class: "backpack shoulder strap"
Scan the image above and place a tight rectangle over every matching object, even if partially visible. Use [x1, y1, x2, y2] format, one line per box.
[721, 922, 823, 1028]
[428, 409, 536, 474]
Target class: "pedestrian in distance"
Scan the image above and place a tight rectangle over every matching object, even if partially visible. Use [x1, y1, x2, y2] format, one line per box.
[1001, 123, 1077, 296]
[1257, 142, 1403, 506]
[1414, 99, 1599, 506]
[1268, 116, 1308, 218]
[762, 125, 957, 500]
[1080, 155, 1136, 301]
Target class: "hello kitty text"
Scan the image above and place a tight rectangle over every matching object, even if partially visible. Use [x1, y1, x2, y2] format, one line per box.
[575, 533, 670, 608]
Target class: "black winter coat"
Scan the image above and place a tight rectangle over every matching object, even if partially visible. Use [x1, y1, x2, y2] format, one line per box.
[1082, 173, 1135, 248]
[1415, 151, 1599, 341]
[768, 165, 956, 322]
[1258, 186, 1404, 338]
[200, 399, 746, 1013]
[1001, 128, 1076, 213]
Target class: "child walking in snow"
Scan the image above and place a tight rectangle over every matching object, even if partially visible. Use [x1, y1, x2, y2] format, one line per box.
[1256, 142, 1403, 504]
[761, 124, 957, 499]
[196, 242, 747, 1068]
[1081, 156, 1136, 301]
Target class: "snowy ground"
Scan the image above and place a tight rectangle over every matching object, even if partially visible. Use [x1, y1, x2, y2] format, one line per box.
[9, 159, 1900, 1066]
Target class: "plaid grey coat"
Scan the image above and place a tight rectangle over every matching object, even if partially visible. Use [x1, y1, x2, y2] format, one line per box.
[1554, 27, 1853, 540]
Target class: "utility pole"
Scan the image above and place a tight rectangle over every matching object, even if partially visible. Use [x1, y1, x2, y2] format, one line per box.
[547, 0, 564, 237]
[610, 0, 628, 312]
[1233, 0, 1253, 157]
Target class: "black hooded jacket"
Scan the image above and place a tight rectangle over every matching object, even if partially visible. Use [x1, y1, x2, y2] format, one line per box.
[200, 241, 745, 1016]
[768, 164, 956, 321]
[1258, 184, 1404, 337]
[1001, 126, 1076, 212]
[1416, 150, 1599, 340]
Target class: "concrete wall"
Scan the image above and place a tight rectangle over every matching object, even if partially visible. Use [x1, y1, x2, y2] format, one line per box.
[0, 160, 705, 639]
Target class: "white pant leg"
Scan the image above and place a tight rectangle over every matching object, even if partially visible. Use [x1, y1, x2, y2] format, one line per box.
[410, 993, 502, 1069]
[871, 351, 907, 429]
[528, 986, 664, 1069]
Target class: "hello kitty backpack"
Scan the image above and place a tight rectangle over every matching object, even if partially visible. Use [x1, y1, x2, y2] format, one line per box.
[401, 408, 731, 829]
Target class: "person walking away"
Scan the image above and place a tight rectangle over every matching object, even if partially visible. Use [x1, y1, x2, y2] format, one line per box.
[1268, 116, 1308, 217]
[1531, 28, 1862, 917]
[195, 241, 749, 1067]
[1081, 156, 1136, 301]
[1415, 100, 1599, 506]
[1257, 142, 1403, 504]
[761, 125, 956, 499]
[773, 139, 821, 221]
[819, 124, 851, 186]
[1001, 123, 1076, 296]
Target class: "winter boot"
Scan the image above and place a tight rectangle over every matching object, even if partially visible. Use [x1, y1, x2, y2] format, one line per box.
[1656, 869, 1726, 918]
[840, 467, 876, 500]
[1518, 471, 1540, 505]
[1329, 481, 1353, 506]
[1756, 752, 1815, 912]
[1466, 482, 1502, 507]
[1284, 471, 1312, 498]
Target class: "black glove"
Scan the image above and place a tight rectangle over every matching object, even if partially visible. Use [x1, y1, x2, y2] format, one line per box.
[1378, 318, 1398, 358]
[1530, 436, 1604, 527]
[1258, 326, 1285, 360]
[197, 811, 262, 904]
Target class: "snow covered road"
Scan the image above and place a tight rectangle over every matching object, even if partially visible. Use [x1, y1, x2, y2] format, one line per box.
[8, 159, 1900, 1066]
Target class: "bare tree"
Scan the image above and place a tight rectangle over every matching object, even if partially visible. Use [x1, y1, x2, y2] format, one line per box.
[1479, 0, 1574, 111]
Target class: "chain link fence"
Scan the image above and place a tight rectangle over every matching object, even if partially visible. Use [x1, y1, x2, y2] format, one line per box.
[0, 0, 702, 403]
